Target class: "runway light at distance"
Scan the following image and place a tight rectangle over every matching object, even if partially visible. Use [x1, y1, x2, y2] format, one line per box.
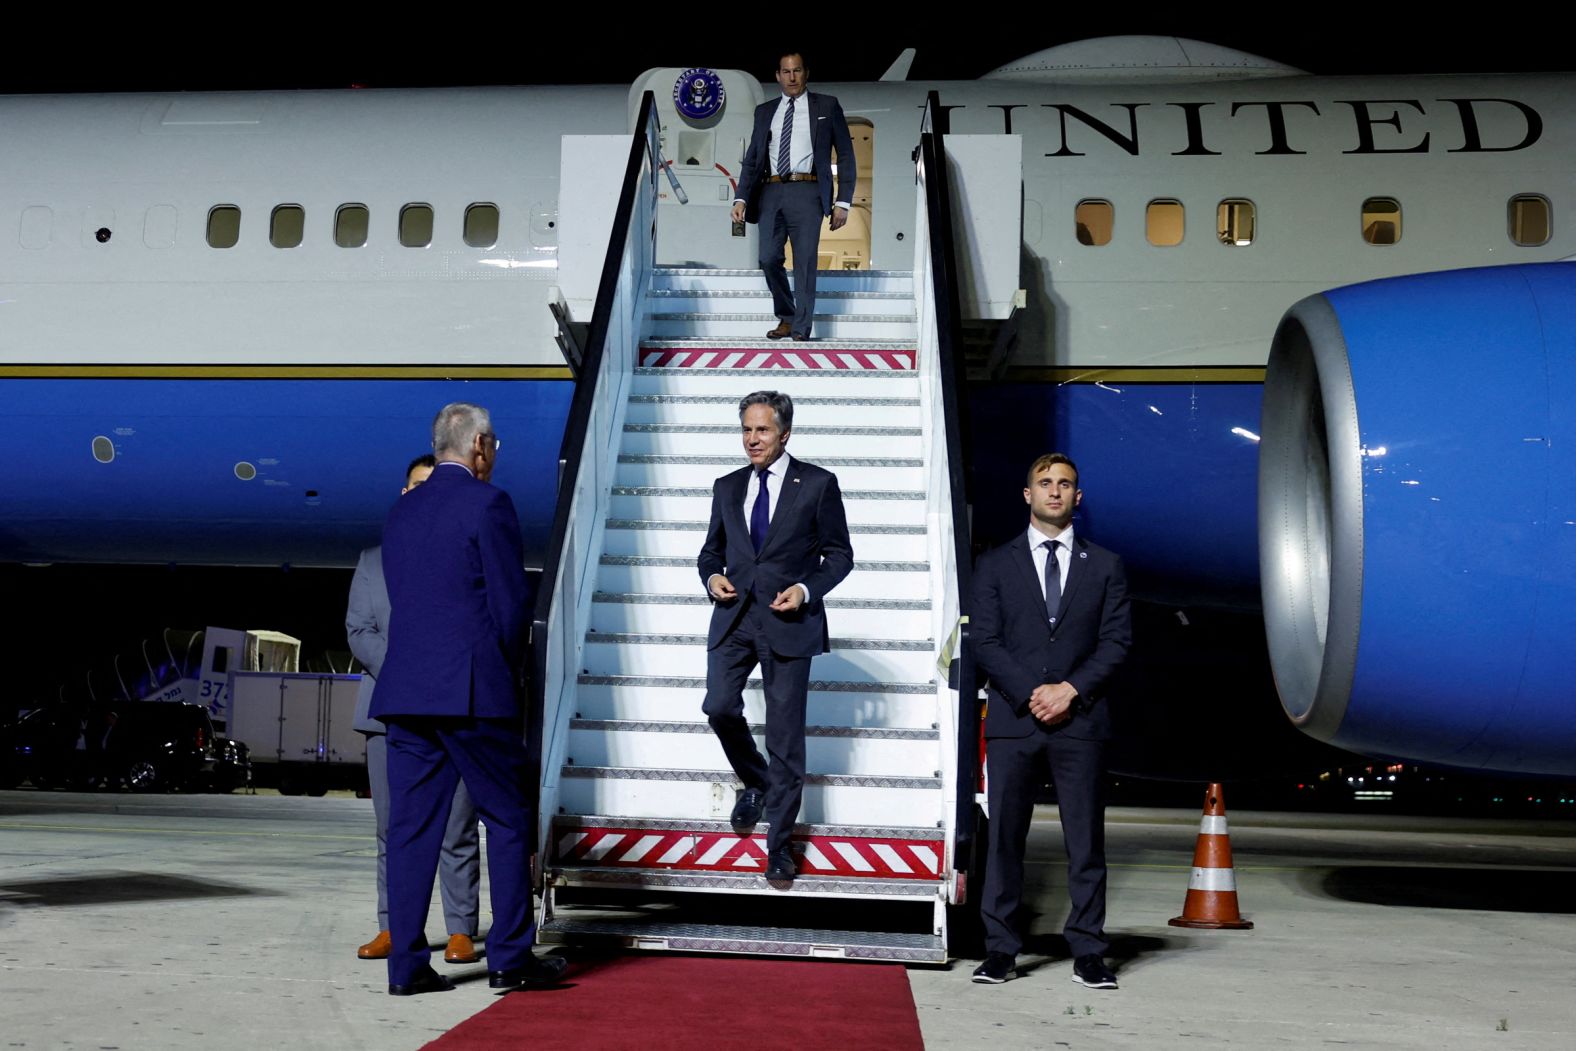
[1361, 445, 1388, 457]
[1231, 427, 1260, 442]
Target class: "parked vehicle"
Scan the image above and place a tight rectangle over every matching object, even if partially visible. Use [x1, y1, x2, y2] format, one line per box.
[0, 702, 219, 792]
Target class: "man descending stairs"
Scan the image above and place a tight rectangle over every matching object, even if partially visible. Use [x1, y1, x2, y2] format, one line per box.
[541, 266, 953, 962]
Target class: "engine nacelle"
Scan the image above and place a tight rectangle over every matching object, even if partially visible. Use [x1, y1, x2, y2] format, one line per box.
[1259, 262, 1576, 776]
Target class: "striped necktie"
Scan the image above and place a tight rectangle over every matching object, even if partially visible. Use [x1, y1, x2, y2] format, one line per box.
[777, 97, 794, 177]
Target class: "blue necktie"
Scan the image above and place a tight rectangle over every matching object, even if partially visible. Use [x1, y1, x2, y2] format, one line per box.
[1043, 539, 1061, 625]
[777, 97, 794, 177]
[751, 467, 771, 555]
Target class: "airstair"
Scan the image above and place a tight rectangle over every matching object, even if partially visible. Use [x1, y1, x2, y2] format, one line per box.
[532, 92, 992, 962]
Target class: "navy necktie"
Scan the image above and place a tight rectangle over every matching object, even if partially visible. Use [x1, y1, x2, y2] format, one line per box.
[1043, 539, 1061, 624]
[777, 97, 794, 177]
[751, 467, 771, 555]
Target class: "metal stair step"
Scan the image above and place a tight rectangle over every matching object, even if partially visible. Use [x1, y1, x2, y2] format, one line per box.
[578, 631, 936, 680]
[537, 918, 944, 963]
[600, 521, 928, 560]
[614, 456, 925, 490]
[624, 393, 920, 428]
[565, 721, 940, 777]
[650, 267, 914, 295]
[630, 366, 919, 398]
[609, 486, 926, 526]
[556, 766, 943, 826]
[648, 289, 914, 315]
[593, 557, 932, 601]
[553, 867, 939, 899]
[618, 428, 922, 459]
[573, 674, 940, 729]
[589, 592, 931, 637]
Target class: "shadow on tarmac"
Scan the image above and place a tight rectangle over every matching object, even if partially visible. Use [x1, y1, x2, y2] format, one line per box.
[0, 871, 277, 908]
[1015, 932, 1174, 976]
[1311, 866, 1576, 913]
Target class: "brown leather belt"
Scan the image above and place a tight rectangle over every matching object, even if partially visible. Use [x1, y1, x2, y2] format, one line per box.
[765, 173, 818, 183]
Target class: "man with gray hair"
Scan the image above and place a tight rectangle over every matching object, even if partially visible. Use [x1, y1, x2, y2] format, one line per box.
[372, 402, 564, 996]
[698, 390, 853, 882]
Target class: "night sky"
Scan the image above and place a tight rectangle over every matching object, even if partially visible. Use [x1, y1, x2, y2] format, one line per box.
[1, 23, 1571, 95]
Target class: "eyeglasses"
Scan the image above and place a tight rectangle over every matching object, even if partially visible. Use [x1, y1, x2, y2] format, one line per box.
[481, 433, 501, 451]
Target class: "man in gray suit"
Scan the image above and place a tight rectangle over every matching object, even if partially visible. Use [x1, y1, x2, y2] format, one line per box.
[730, 51, 857, 341]
[348, 453, 482, 965]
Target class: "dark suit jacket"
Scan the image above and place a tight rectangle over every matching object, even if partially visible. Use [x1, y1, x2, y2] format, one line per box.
[697, 455, 853, 659]
[371, 462, 528, 721]
[735, 92, 857, 222]
[971, 532, 1132, 741]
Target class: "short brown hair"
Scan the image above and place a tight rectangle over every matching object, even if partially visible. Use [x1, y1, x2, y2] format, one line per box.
[1026, 452, 1079, 488]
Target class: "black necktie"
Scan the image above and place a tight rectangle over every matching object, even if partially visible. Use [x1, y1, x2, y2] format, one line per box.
[1043, 539, 1061, 624]
[750, 468, 771, 555]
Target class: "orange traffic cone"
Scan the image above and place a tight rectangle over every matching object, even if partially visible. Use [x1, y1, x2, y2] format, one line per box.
[1168, 782, 1253, 930]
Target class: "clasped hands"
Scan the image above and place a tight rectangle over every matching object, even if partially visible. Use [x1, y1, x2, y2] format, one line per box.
[1028, 681, 1078, 726]
[708, 574, 805, 612]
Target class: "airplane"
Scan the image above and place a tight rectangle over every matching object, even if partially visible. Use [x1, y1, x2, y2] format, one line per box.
[2, 36, 1571, 779]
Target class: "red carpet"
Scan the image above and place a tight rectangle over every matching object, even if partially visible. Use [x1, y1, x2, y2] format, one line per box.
[423, 954, 926, 1050]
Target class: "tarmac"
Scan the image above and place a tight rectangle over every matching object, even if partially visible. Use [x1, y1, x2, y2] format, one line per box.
[1, 789, 1572, 1050]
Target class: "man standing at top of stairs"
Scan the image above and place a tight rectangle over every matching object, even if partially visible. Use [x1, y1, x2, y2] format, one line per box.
[698, 390, 853, 883]
[731, 50, 857, 341]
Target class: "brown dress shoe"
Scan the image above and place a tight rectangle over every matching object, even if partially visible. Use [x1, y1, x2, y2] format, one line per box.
[357, 930, 391, 960]
[766, 321, 792, 339]
[444, 933, 479, 964]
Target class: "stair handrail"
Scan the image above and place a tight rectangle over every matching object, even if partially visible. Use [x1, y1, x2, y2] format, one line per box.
[916, 90, 980, 888]
[529, 90, 665, 863]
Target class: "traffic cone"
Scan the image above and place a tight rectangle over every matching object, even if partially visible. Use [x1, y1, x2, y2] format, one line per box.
[1168, 782, 1253, 930]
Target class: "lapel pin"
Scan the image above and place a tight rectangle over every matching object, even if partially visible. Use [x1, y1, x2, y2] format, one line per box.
[1079, 551, 1087, 559]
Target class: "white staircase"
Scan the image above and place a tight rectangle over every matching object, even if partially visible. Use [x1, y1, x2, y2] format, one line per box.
[539, 266, 953, 962]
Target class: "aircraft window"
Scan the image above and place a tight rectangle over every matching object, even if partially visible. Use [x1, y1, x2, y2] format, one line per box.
[465, 203, 500, 248]
[400, 204, 434, 248]
[1074, 200, 1113, 246]
[206, 206, 241, 249]
[271, 205, 305, 249]
[1146, 199, 1184, 246]
[336, 204, 370, 248]
[1361, 197, 1401, 245]
[1217, 199, 1256, 246]
[1508, 195, 1550, 246]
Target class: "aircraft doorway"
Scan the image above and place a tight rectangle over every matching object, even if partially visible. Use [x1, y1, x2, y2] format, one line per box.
[786, 117, 873, 271]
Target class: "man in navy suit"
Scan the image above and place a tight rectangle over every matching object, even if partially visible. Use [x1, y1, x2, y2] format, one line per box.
[730, 51, 857, 341]
[347, 453, 483, 967]
[698, 390, 853, 881]
[969, 454, 1132, 989]
[372, 402, 565, 996]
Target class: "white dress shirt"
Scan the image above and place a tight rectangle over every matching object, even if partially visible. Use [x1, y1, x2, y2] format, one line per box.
[734, 93, 852, 213]
[1027, 520, 1074, 609]
[735, 452, 811, 603]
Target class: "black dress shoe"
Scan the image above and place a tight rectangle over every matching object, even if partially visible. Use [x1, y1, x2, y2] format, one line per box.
[489, 953, 568, 990]
[1071, 954, 1118, 989]
[764, 847, 796, 882]
[730, 787, 765, 833]
[971, 952, 1015, 984]
[791, 333, 811, 342]
[388, 967, 455, 996]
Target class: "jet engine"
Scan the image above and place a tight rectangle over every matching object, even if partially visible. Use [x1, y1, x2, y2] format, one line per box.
[1258, 262, 1576, 776]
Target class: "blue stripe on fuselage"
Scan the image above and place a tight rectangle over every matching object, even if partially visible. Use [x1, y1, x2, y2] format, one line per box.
[2, 378, 574, 566]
